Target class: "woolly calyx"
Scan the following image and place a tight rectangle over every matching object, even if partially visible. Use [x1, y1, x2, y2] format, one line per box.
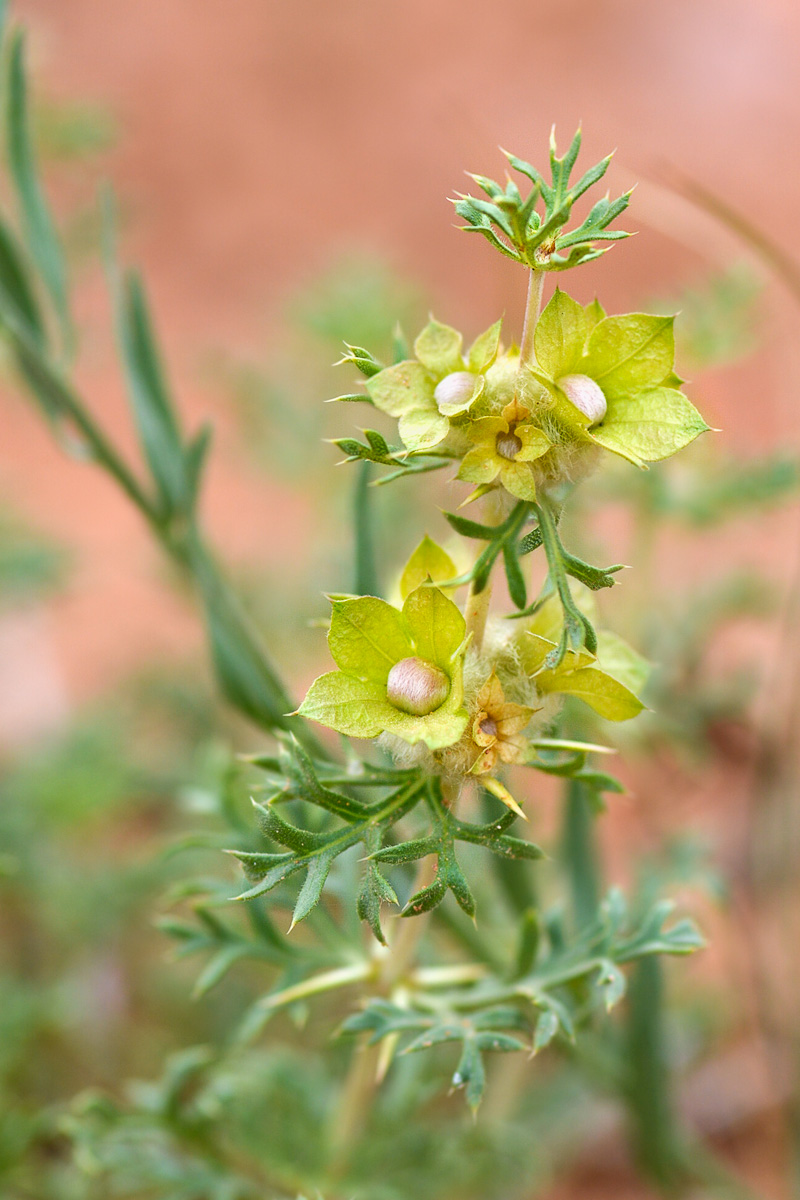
[457, 399, 551, 502]
[495, 431, 524, 460]
[387, 657, 450, 716]
[469, 671, 536, 774]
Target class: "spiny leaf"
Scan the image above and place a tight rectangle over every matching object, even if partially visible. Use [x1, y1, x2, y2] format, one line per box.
[336, 342, 384, 377]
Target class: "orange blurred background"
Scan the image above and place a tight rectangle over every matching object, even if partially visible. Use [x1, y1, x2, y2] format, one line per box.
[3, 0, 800, 732]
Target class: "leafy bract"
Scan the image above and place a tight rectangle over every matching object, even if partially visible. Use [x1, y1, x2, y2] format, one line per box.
[590, 386, 711, 467]
[399, 536, 458, 600]
[299, 585, 468, 748]
[453, 128, 632, 271]
[413, 318, 463, 375]
[534, 288, 587, 377]
[531, 291, 709, 468]
[583, 313, 675, 401]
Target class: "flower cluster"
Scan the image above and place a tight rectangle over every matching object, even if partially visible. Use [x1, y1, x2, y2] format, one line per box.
[299, 539, 647, 811]
[364, 289, 709, 507]
[301, 134, 709, 818]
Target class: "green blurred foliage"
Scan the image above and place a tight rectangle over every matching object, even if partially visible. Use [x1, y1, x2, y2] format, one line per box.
[0, 502, 69, 605]
[651, 263, 762, 371]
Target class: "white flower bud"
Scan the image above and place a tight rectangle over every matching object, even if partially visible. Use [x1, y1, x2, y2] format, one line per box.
[556, 374, 607, 426]
[434, 371, 477, 415]
[386, 656, 450, 716]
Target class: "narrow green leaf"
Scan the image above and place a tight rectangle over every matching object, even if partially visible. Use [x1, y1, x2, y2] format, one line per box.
[192, 944, 249, 998]
[443, 510, 496, 540]
[503, 543, 527, 609]
[403, 874, 447, 916]
[370, 836, 439, 865]
[118, 270, 188, 515]
[515, 909, 540, 977]
[281, 737, 371, 820]
[454, 1037, 486, 1113]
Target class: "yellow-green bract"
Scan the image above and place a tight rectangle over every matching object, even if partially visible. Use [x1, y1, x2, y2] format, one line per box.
[531, 289, 710, 467]
[365, 317, 501, 452]
[299, 584, 468, 749]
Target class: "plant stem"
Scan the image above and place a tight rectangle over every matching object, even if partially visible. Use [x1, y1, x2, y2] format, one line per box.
[328, 1039, 383, 1173]
[562, 777, 601, 930]
[519, 267, 545, 370]
[330, 777, 460, 1173]
[464, 270, 543, 651]
[464, 577, 492, 651]
[353, 458, 379, 596]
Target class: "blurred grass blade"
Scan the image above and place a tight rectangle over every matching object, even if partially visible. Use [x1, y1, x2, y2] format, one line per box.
[118, 269, 189, 517]
[103, 186, 191, 518]
[6, 30, 73, 354]
[0, 214, 45, 350]
[664, 168, 800, 306]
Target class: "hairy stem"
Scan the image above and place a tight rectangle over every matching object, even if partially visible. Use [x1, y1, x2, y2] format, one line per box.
[464, 269, 544, 652]
[464, 577, 492, 651]
[519, 267, 545, 370]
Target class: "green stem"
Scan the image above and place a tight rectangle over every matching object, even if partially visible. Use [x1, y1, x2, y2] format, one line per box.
[562, 777, 601, 930]
[14, 332, 159, 523]
[464, 267, 542, 648]
[534, 494, 596, 660]
[464, 575, 493, 651]
[519, 267, 545, 369]
[625, 957, 683, 1189]
[329, 777, 459, 1172]
[353, 458, 379, 596]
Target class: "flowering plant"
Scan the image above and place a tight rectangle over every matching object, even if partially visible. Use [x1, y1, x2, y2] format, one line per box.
[0, 28, 713, 1189]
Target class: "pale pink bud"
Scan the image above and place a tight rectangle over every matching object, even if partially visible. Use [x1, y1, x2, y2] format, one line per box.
[434, 371, 477, 415]
[386, 656, 450, 716]
[556, 374, 607, 426]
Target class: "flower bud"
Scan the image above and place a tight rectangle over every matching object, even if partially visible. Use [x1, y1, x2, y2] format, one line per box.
[495, 431, 523, 460]
[386, 656, 450, 716]
[434, 371, 477, 415]
[556, 374, 607, 426]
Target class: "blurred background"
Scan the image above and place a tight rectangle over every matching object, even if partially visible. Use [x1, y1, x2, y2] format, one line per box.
[3, 0, 800, 1197]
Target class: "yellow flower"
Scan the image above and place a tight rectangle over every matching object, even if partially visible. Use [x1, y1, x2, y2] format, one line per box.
[469, 671, 537, 775]
[456, 399, 551, 501]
